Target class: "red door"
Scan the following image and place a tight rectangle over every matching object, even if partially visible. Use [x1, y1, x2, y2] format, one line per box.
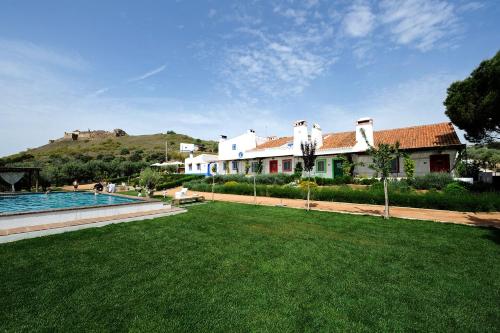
[269, 160, 278, 173]
[430, 154, 450, 172]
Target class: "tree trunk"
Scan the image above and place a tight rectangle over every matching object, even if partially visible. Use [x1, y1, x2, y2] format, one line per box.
[253, 174, 257, 205]
[211, 175, 215, 201]
[383, 177, 389, 219]
[307, 171, 311, 211]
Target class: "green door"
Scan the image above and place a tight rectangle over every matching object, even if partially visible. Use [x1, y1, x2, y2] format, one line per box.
[332, 159, 343, 178]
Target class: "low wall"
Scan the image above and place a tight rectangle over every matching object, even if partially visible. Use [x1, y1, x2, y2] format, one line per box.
[0, 201, 167, 230]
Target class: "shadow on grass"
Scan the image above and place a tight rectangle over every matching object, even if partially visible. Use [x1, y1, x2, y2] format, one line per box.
[482, 228, 500, 245]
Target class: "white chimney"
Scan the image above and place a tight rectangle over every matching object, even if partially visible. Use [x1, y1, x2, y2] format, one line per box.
[355, 117, 374, 150]
[293, 120, 308, 155]
[219, 135, 227, 142]
[311, 123, 323, 148]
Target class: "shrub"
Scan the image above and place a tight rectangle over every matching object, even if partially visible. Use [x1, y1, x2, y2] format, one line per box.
[299, 180, 318, 189]
[403, 156, 415, 178]
[355, 177, 379, 185]
[444, 182, 469, 194]
[409, 173, 454, 190]
[224, 181, 239, 187]
[184, 181, 500, 212]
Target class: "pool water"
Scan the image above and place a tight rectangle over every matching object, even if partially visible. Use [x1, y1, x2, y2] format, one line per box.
[0, 192, 141, 214]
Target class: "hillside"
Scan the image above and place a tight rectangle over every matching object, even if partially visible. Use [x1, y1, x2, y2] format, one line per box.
[2, 132, 217, 163]
[0, 131, 218, 189]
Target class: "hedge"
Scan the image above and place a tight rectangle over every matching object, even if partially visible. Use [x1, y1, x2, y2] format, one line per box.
[183, 181, 500, 212]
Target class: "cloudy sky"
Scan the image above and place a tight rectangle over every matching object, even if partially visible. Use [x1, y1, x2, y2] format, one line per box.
[0, 0, 499, 156]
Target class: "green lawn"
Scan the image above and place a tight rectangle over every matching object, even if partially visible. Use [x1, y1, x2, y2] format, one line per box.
[1, 203, 499, 332]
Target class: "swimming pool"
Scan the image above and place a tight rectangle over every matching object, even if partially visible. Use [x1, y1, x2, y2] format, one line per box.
[0, 192, 141, 214]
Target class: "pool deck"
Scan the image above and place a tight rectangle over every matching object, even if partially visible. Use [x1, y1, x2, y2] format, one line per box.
[0, 206, 186, 243]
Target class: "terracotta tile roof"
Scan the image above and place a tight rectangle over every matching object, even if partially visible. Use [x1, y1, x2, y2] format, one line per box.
[321, 131, 356, 149]
[251, 136, 292, 150]
[373, 122, 462, 149]
[253, 122, 462, 152]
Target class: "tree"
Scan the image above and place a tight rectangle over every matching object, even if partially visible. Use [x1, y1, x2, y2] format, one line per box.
[293, 162, 303, 179]
[444, 50, 500, 143]
[139, 168, 162, 197]
[403, 155, 416, 178]
[467, 145, 500, 171]
[244, 161, 251, 175]
[253, 160, 263, 205]
[362, 130, 401, 219]
[300, 141, 317, 211]
[211, 163, 217, 201]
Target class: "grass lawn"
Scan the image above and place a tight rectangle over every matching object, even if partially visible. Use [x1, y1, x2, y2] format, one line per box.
[1, 202, 499, 332]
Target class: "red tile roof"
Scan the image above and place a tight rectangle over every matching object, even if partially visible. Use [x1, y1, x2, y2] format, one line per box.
[253, 122, 462, 151]
[251, 136, 292, 150]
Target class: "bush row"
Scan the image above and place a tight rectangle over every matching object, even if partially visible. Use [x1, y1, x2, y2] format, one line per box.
[183, 181, 500, 212]
[157, 174, 204, 189]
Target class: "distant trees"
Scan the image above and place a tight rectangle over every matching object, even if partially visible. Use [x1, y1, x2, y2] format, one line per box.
[444, 50, 500, 143]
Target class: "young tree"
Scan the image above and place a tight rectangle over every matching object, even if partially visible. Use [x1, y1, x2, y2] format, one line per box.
[444, 50, 500, 143]
[362, 130, 401, 219]
[253, 160, 263, 205]
[211, 163, 217, 201]
[300, 141, 317, 211]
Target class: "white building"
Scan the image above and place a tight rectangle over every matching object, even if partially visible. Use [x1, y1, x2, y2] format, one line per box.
[214, 118, 464, 178]
[184, 154, 218, 176]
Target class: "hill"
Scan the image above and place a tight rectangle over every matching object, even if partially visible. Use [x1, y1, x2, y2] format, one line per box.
[0, 131, 218, 189]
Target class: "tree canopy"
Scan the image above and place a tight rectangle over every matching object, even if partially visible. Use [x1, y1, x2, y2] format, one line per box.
[444, 50, 500, 143]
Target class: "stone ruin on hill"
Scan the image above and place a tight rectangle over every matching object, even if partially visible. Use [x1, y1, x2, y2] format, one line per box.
[49, 129, 127, 143]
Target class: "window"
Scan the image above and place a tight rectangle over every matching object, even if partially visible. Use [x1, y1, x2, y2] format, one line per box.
[232, 161, 238, 170]
[188, 163, 192, 171]
[251, 162, 260, 173]
[196, 163, 201, 171]
[391, 158, 400, 174]
[316, 159, 326, 173]
[222, 162, 226, 171]
[232, 144, 237, 150]
[212, 163, 217, 172]
[283, 159, 292, 172]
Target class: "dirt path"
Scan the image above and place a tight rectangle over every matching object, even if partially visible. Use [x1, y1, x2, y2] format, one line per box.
[161, 187, 500, 228]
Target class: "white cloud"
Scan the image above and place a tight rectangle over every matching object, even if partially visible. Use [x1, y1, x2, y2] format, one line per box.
[127, 64, 166, 82]
[342, 3, 376, 37]
[379, 0, 458, 51]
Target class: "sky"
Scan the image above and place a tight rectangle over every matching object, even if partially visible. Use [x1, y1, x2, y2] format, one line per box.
[0, 0, 499, 156]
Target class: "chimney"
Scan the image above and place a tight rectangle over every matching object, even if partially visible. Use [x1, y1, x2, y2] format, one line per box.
[311, 123, 323, 148]
[247, 129, 255, 134]
[189, 152, 194, 159]
[219, 135, 227, 142]
[355, 117, 373, 150]
[293, 120, 308, 155]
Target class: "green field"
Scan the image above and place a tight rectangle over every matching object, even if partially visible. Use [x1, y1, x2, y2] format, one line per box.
[1, 203, 499, 331]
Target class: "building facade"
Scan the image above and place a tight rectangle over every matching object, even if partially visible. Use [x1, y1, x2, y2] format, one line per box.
[184, 153, 218, 176]
[212, 118, 464, 178]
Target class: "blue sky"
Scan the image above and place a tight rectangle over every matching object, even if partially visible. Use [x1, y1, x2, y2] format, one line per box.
[0, 0, 499, 156]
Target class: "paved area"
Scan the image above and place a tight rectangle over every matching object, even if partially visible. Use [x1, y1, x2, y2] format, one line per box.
[0, 207, 186, 243]
[164, 187, 500, 228]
